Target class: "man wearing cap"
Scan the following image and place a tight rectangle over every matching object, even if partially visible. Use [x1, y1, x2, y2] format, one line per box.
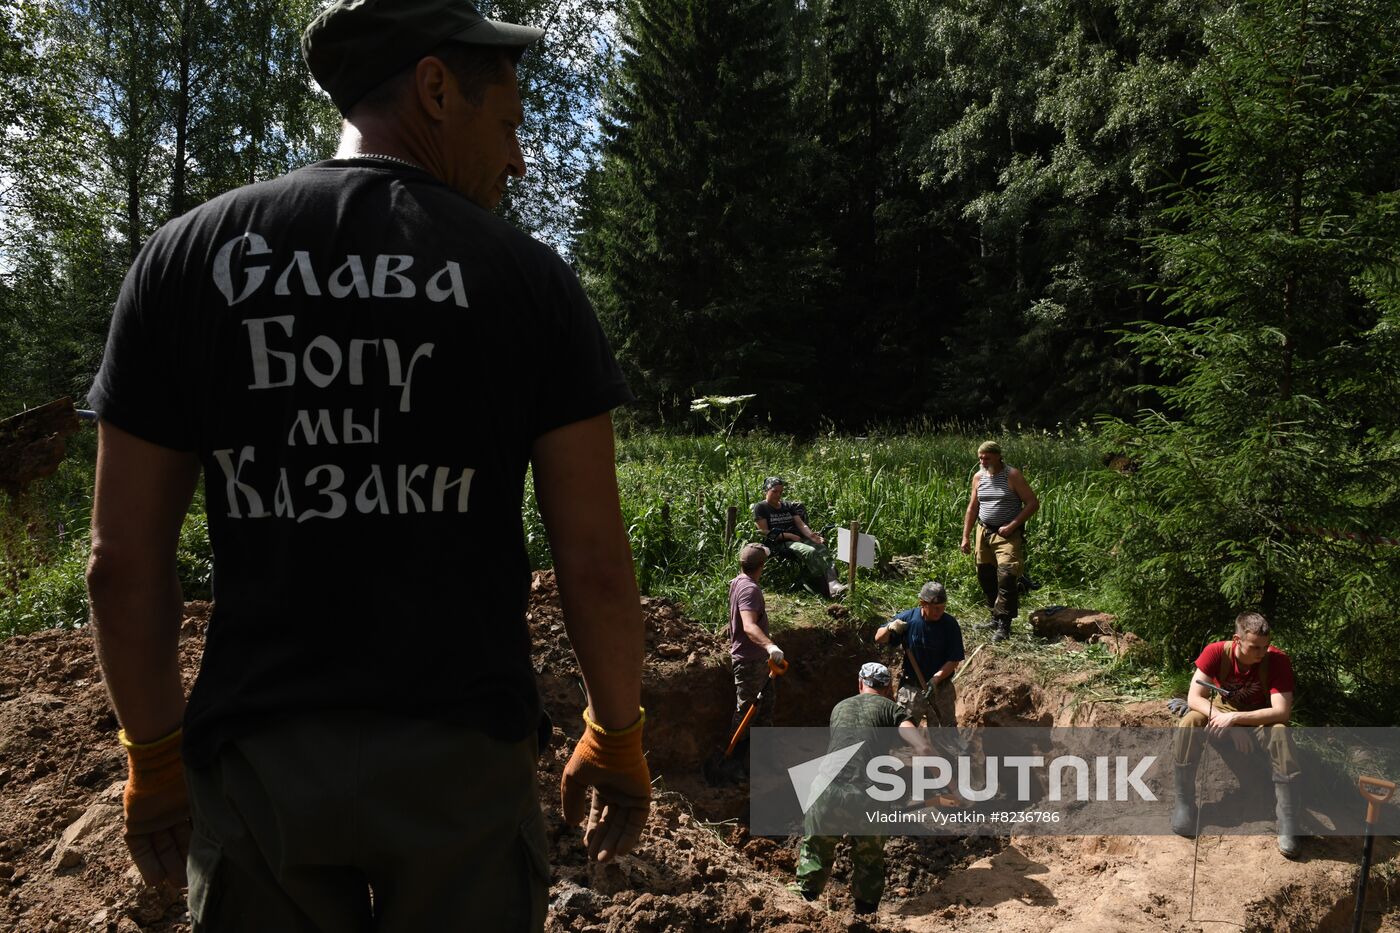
[791, 662, 928, 915]
[85, 2, 648, 928]
[727, 543, 784, 765]
[874, 582, 965, 730]
[752, 476, 847, 598]
[960, 441, 1038, 641]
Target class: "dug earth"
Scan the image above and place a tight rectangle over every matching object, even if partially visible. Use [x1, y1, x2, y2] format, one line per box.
[1, 573, 1396, 932]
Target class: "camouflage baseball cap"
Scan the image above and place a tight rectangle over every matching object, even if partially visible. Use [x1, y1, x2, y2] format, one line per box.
[977, 440, 1002, 456]
[303, 0, 544, 115]
[763, 476, 785, 492]
[858, 662, 892, 688]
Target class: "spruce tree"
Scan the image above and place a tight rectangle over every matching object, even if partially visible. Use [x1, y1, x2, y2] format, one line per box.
[580, 0, 819, 423]
[1105, 0, 1400, 719]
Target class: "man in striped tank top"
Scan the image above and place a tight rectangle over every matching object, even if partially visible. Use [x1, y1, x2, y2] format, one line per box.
[960, 441, 1039, 641]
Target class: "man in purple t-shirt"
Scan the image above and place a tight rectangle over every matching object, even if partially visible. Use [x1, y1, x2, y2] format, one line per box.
[728, 544, 785, 758]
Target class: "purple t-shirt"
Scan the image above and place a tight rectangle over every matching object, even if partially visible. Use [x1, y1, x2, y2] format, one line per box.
[728, 573, 769, 662]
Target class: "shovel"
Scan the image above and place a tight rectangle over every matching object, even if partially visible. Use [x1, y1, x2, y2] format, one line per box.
[703, 657, 787, 785]
[1351, 775, 1396, 933]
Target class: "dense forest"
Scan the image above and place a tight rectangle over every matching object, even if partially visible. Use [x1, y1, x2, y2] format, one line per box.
[2, 0, 1399, 712]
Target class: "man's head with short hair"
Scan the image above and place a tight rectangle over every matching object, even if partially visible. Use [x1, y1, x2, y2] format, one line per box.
[740, 543, 769, 574]
[1235, 611, 1271, 638]
[1233, 611, 1273, 666]
[917, 581, 948, 621]
[918, 581, 947, 605]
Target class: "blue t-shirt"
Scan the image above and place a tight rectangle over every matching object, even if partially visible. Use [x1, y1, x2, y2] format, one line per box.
[887, 607, 965, 687]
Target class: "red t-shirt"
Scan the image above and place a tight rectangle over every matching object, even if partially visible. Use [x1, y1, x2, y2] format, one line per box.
[1194, 640, 1296, 711]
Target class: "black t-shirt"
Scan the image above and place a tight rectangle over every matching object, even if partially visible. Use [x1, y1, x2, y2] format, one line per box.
[89, 159, 632, 765]
[752, 499, 807, 543]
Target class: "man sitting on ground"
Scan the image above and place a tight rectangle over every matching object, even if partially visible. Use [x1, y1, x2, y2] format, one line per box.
[1171, 611, 1301, 858]
[752, 476, 846, 598]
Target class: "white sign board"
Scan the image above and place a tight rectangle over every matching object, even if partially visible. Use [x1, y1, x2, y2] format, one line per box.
[836, 527, 877, 569]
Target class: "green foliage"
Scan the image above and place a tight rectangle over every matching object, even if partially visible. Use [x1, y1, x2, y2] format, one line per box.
[917, 0, 1202, 425]
[579, 0, 830, 423]
[1103, 0, 1400, 723]
[521, 426, 1110, 633]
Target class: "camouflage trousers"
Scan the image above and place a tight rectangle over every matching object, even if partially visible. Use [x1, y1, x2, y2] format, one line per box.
[795, 833, 887, 905]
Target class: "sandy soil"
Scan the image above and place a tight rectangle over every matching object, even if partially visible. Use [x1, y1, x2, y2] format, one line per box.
[2, 578, 1397, 932]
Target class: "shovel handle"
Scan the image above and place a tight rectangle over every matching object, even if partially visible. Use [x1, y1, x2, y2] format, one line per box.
[768, 657, 789, 677]
[1360, 776, 1396, 825]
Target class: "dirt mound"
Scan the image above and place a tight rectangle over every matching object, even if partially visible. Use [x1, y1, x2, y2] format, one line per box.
[2, 595, 1398, 932]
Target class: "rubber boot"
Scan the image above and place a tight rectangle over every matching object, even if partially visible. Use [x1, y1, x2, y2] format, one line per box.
[1274, 775, 1301, 859]
[996, 566, 1020, 622]
[992, 615, 1011, 642]
[826, 566, 847, 598]
[1171, 762, 1198, 837]
[853, 899, 878, 915]
[977, 564, 999, 629]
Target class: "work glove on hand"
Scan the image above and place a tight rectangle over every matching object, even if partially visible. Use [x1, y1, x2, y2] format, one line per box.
[120, 728, 191, 888]
[561, 711, 651, 862]
[766, 644, 785, 666]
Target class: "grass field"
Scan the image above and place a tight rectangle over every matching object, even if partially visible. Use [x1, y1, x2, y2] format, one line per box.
[523, 426, 1121, 634]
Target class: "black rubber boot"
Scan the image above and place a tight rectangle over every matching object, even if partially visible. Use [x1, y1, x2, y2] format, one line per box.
[995, 565, 1020, 622]
[1274, 775, 1301, 859]
[1171, 762, 1198, 837]
[853, 899, 878, 915]
[977, 563, 998, 609]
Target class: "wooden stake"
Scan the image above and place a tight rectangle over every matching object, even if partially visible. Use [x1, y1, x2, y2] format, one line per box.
[847, 520, 860, 592]
[724, 506, 737, 548]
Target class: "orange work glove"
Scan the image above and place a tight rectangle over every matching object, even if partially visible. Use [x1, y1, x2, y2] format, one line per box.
[119, 728, 192, 887]
[560, 708, 651, 862]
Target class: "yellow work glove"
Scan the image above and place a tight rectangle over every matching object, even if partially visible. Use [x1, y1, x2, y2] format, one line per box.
[560, 709, 651, 862]
[119, 728, 191, 887]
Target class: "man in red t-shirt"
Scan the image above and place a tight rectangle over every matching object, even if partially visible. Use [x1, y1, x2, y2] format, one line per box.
[1171, 612, 1301, 857]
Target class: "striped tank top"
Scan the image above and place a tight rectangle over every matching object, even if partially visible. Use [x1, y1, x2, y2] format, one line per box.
[977, 467, 1022, 529]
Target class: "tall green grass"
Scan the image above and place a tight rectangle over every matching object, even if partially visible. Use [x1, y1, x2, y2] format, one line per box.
[524, 426, 1119, 631]
[5, 426, 1116, 640]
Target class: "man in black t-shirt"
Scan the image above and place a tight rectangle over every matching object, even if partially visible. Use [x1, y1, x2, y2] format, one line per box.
[752, 476, 847, 598]
[86, 1, 648, 928]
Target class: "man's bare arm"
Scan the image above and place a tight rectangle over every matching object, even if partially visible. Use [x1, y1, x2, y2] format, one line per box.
[1185, 676, 1215, 719]
[898, 719, 932, 756]
[88, 422, 199, 742]
[1003, 468, 1039, 533]
[1213, 691, 1293, 729]
[532, 413, 642, 729]
[535, 413, 650, 862]
[740, 610, 774, 649]
[961, 479, 979, 552]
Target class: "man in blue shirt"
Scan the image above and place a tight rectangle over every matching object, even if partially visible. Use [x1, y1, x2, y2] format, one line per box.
[874, 582, 965, 729]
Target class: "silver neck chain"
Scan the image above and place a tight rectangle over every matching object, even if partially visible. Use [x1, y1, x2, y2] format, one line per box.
[352, 152, 425, 172]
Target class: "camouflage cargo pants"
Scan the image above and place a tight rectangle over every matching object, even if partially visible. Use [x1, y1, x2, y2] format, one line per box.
[794, 833, 886, 905]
